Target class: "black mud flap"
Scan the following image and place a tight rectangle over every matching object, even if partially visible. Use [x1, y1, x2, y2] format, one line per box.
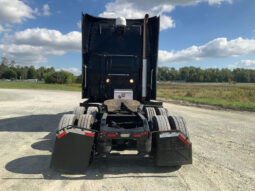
[50, 131, 95, 173]
[154, 132, 192, 166]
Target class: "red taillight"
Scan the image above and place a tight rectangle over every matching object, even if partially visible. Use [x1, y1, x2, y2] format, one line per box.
[57, 131, 67, 139]
[100, 131, 107, 135]
[143, 131, 149, 135]
[107, 133, 117, 137]
[133, 133, 142, 138]
[84, 132, 94, 137]
[178, 134, 191, 146]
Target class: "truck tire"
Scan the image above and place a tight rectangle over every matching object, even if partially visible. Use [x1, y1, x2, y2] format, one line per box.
[168, 116, 189, 138]
[73, 106, 85, 118]
[58, 114, 76, 130]
[86, 107, 98, 119]
[145, 107, 157, 122]
[78, 114, 94, 129]
[152, 115, 171, 131]
[156, 107, 169, 116]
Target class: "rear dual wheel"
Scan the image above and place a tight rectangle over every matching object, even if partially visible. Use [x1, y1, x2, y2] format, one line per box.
[155, 107, 169, 116]
[58, 114, 76, 130]
[73, 106, 98, 119]
[145, 107, 157, 122]
[73, 106, 85, 118]
[168, 116, 189, 138]
[78, 114, 94, 130]
[86, 107, 98, 118]
[152, 115, 190, 166]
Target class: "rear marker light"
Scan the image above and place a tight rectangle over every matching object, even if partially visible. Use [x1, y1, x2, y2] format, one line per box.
[144, 131, 149, 135]
[57, 131, 67, 139]
[84, 132, 94, 137]
[133, 133, 142, 138]
[178, 134, 191, 146]
[107, 133, 117, 137]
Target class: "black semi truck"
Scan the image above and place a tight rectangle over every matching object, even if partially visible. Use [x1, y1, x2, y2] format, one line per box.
[50, 14, 192, 172]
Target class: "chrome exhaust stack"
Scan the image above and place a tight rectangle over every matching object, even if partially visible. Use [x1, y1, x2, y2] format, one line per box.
[142, 14, 149, 100]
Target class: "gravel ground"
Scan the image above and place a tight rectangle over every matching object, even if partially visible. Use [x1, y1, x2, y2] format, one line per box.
[0, 88, 254, 191]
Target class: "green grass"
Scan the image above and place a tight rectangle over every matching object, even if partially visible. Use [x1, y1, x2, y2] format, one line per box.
[157, 82, 255, 110]
[0, 81, 81, 91]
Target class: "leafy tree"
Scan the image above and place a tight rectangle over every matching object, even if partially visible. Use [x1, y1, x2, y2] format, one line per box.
[27, 66, 37, 79]
[233, 68, 250, 82]
[221, 68, 233, 82]
[44, 71, 74, 84]
[75, 74, 82, 83]
[37, 67, 46, 80]
[1, 69, 17, 79]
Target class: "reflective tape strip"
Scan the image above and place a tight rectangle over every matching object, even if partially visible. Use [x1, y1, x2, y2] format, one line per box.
[133, 134, 142, 138]
[84, 132, 94, 137]
[178, 134, 191, 146]
[107, 133, 117, 137]
[57, 131, 67, 139]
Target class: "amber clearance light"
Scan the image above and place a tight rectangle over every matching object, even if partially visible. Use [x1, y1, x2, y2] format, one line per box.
[106, 78, 110, 83]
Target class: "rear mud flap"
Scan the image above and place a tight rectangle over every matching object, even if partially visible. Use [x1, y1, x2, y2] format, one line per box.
[154, 132, 192, 166]
[50, 131, 94, 173]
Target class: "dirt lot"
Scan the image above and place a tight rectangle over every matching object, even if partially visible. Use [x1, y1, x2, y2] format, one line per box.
[0, 89, 254, 191]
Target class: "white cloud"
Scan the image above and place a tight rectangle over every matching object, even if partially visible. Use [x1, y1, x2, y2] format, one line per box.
[56, 68, 81, 76]
[123, 0, 232, 6]
[99, 0, 232, 31]
[34, 8, 41, 16]
[208, 0, 232, 5]
[99, 0, 175, 31]
[160, 15, 175, 30]
[0, 0, 36, 23]
[158, 37, 255, 65]
[43, 4, 51, 16]
[0, 24, 11, 33]
[229, 60, 255, 69]
[0, 24, 5, 33]
[0, 28, 81, 65]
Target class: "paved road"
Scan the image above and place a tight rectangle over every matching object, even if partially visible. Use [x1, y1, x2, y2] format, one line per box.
[0, 89, 254, 191]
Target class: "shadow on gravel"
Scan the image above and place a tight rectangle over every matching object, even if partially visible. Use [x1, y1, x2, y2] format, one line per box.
[2, 113, 180, 180]
[5, 154, 180, 180]
[0, 112, 71, 132]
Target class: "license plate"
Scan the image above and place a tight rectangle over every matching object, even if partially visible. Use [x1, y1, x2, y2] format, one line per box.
[120, 133, 130, 138]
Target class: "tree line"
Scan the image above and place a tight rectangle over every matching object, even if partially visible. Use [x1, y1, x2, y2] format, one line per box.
[1, 57, 255, 83]
[0, 57, 81, 84]
[158, 66, 255, 83]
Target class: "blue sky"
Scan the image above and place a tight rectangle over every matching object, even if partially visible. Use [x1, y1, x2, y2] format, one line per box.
[0, 0, 255, 75]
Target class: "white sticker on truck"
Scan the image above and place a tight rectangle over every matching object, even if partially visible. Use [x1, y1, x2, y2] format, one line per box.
[114, 89, 133, 100]
[159, 132, 178, 138]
